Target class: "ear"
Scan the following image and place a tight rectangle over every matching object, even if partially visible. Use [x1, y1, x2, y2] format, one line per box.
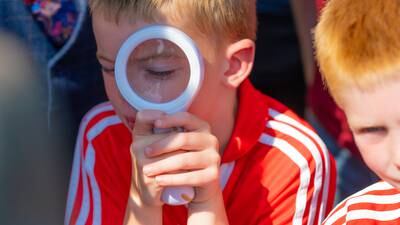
[223, 39, 255, 88]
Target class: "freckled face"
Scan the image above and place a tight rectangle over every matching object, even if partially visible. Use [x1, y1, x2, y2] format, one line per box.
[340, 79, 400, 189]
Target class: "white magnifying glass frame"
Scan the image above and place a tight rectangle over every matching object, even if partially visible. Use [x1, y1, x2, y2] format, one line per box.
[115, 24, 204, 114]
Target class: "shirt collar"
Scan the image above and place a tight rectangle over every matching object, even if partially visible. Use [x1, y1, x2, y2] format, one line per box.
[221, 79, 270, 163]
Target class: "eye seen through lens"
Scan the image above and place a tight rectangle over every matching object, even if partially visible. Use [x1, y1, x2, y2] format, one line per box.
[127, 39, 190, 103]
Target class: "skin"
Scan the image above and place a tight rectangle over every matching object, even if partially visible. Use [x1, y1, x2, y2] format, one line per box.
[340, 78, 400, 190]
[92, 9, 255, 225]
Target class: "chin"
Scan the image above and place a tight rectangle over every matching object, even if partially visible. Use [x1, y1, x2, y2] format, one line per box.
[123, 117, 136, 130]
[115, 111, 135, 130]
[385, 179, 400, 190]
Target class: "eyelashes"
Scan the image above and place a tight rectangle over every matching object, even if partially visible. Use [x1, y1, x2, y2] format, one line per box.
[145, 69, 175, 78]
[357, 126, 387, 135]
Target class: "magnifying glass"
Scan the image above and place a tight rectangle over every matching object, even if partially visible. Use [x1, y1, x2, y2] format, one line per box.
[115, 25, 204, 205]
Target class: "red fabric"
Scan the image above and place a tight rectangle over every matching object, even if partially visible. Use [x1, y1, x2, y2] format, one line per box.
[65, 80, 336, 225]
[322, 181, 400, 225]
[308, 0, 360, 157]
[315, 0, 325, 12]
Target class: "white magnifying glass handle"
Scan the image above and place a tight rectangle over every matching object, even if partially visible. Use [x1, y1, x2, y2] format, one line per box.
[161, 186, 195, 205]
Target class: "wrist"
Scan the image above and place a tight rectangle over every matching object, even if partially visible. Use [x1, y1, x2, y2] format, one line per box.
[188, 191, 223, 212]
[124, 188, 162, 225]
[187, 192, 228, 225]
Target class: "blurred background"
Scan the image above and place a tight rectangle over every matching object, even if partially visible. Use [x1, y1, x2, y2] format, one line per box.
[0, 1, 380, 223]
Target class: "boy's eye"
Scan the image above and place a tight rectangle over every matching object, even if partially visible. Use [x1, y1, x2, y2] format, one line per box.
[357, 126, 387, 135]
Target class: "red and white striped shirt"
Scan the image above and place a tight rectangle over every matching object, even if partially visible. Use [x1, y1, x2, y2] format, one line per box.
[322, 181, 400, 225]
[64, 79, 336, 225]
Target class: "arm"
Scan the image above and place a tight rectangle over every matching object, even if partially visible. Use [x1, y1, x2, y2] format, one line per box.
[123, 188, 162, 225]
[123, 111, 167, 225]
[290, 0, 318, 86]
[260, 113, 336, 225]
[187, 189, 228, 225]
[65, 114, 96, 225]
[65, 104, 133, 225]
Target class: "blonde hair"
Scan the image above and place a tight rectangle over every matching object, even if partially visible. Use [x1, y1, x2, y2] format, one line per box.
[315, 0, 400, 102]
[89, 0, 257, 43]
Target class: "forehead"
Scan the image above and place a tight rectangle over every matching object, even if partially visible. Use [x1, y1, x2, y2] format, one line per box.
[340, 80, 400, 126]
[92, 11, 217, 62]
[92, 12, 148, 59]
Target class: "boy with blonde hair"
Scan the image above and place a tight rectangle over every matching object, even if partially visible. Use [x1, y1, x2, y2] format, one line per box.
[315, 0, 400, 224]
[65, 0, 335, 224]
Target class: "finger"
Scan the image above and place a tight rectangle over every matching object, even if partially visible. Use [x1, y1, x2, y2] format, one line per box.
[134, 110, 166, 136]
[130, 133, 168, 157]
[154, 112, 210, 132]
[154, 167, 220, 187]
[145, 132, 219, 157]
[143, 150, 218, 176]
[130, 151, 164, 204]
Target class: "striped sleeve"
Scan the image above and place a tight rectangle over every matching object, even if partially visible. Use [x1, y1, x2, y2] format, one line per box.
[323, 181, 400, 225]
[64, 102, 119, 225]
[259, 108, 336, 225]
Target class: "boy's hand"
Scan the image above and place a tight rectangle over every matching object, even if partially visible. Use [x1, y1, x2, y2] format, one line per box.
[129, 110, 170, 208]
[141, 112, 222, 204]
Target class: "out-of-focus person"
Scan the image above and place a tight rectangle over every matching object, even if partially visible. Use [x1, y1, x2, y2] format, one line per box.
[292, 0, 379, 203]
[0, 31, 68, 225]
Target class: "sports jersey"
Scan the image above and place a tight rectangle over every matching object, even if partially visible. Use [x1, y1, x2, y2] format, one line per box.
[65, 79, 336, 225]
[322, 181, 400, 225]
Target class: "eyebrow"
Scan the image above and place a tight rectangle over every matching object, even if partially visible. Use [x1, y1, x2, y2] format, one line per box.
[350, 120, 382, 131]
[134, 52, 184, 62]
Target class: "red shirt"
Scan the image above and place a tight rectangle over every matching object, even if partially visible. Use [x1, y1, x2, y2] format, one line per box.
[65, 79, 336, 225]
[322, 181, 400, 225]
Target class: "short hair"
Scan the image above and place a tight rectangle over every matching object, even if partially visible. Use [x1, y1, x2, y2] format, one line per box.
[315, 0, 400, 102]
[89, 0, 257, 43]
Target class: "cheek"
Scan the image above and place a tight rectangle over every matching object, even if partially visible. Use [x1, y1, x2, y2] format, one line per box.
[103, 74, 136, 114]
[356, 138, 389, 174]
[187, 63, 219, 110]
[187, 85, 210, 118]
[103, 75, 117, 100]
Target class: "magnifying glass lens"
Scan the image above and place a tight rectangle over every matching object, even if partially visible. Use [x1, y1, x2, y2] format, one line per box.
[127, 39, 190, 103]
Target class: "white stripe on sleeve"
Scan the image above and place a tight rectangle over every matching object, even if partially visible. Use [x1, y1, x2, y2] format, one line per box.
[267, 120, 324, 225]
[259, 133, 311, 225]
[269, 108, 331, 224]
